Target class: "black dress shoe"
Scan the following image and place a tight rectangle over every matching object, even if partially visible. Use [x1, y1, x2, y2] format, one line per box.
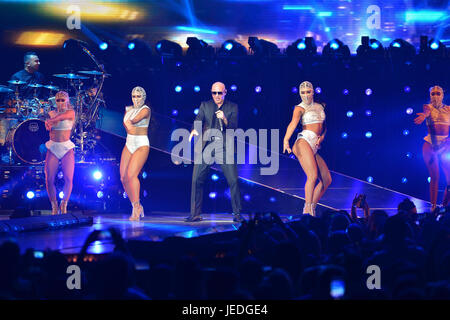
[232, 213, 244, 223]
[184, 215, 203, 222]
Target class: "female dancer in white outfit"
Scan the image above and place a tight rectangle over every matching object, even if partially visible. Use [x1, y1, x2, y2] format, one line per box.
[120, 86, 151, 221]
[283, 81, 332, 216]
[44, 91, 75, 215]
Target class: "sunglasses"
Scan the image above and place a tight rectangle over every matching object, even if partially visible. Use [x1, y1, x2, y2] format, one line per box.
[132, 95, 142, 98]
[431, 92, 441, 96]
[56, 99, 66, 102]
[211, 91, 223, 96]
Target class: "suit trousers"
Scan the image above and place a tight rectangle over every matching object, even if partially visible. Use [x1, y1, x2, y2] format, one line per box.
[190, 141, 242, 216]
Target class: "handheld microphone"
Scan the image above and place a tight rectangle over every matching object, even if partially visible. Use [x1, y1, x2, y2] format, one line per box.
[215, 110, 223, 131]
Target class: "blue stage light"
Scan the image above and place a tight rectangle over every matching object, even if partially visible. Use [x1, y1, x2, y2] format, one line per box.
[315, 87, 322, 94]
[341, 132, 348, 139]
[230, 85, 237, 91]
[255, 86, 262, 93]
[97, 191, 104, 199]
[128, 42, 135, 50]
[392, 41, 401, 48]
[343, 89, 349, 95]
[209, 192, 217, 199]
[346, 111, 354, 118]
[224, 42, 233, 51]
[194, 108, 199, 115]
[403, 129, 410, 136]
[93, 170, 102, 180]
[427, 177, 431, 183]
[156, 43, 162, 50]
[171, 109, 178, 116]
[211, 174, 219, 181]
[330, 41, 339, 50]
[99, 42, 108, 50]
[26, 191, 35, 199]
[404, 86, 411, 93]
[370, 42, 379, 49]
[365, 131, 372, 138]
[406, 152, 412, 158]
[253, 108, 258, 115]
[297, 42, 306, 50]
[175, 85, 182, 93]
[244, 194, 251, 201]
[367, 176, 373, 183]
[269, 197, 276, 202]
[194, 85, 200, 92]
[365, 110, 372, 116]
[401, 177, 408, 183]
[57, 171, 64, 179]
[430, 42, 439, 50]
[406, 108, 413, 115]
[365, 88, 373, 96]
[59, 191, 64, 199]
[292, 87, 298, 93]
[142, 171, 148, 179]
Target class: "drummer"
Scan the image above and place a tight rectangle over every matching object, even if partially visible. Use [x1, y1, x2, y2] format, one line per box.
[44, 91, 75, 215]
[8, 51, 46, 101]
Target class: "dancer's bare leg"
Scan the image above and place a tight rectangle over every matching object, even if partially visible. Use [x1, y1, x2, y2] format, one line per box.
[423, 142, 439, 209]
[120, 146, 133, 200]
[45, 151, 59, 214]
[312, 153, 332, 205]
[126, 146, 149, 204]
[293, 139, 318, 214]
[59, 149, 74, 213]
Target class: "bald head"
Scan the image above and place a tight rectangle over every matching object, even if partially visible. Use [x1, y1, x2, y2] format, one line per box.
[211, 82, 227, 106]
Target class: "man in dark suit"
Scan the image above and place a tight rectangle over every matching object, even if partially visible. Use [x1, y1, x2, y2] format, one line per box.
[185, 82, 243, 223]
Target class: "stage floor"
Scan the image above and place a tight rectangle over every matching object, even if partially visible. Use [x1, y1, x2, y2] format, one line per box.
[0, 211, 278, 254]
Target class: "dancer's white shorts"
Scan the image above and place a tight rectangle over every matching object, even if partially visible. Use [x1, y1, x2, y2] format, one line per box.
[45, 140, 75, 159]
[126, 134, 149, 154]
[296, 129, 319, 154]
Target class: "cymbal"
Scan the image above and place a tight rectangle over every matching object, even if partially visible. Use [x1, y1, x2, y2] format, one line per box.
[53, 73, 89, 80]
[27, 83, 43, 88]
[0, 86, 13, 93]
[8, 80, 26, 85]
[44, 85, 59, 91]
[78, 70, 111, 77]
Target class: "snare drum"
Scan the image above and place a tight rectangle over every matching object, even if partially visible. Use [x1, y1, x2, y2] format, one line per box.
[6, 119, 49, 164]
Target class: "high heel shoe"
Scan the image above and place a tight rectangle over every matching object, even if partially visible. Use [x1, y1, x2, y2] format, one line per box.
[311, 203, 317, 217]
[51, 201, 59, 215]
[129, 202, 144, 221]
[60, 200, 68, 214]
[302, 203, 312, 215]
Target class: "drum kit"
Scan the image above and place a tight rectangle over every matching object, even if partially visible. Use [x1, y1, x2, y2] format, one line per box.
[0, 70, 109, 164]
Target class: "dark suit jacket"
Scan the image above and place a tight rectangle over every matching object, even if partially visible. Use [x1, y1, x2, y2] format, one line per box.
[192, 99, 238, 151]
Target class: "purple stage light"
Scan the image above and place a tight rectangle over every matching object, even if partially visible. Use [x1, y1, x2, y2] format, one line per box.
[255, 86, 262, 93]
[209, 192, 217, 199]
[315, 87, 322, 94]
[171, 109, 178, 116]
[230, 84, 237, 91]
[404, 86, 411, 93]
[343, 89, 349, 95]
[365, 88, 373, 96]
[292, 87, 298, 93]
[365, 110, 372, 116]
[406, 108, 413, 115]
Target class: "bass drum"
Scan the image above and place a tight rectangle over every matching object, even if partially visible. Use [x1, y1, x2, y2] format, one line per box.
[7, 119, 49, 164]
